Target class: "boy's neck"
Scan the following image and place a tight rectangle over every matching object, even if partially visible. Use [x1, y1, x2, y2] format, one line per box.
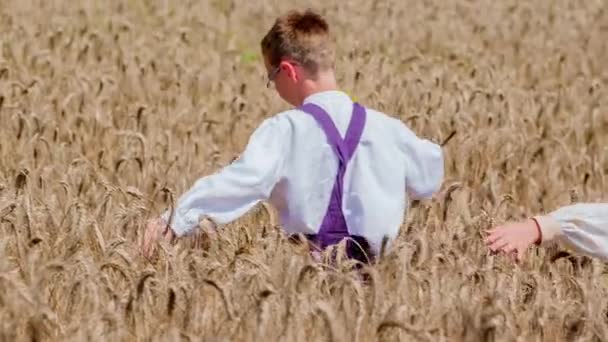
[298, 70, 338, 105]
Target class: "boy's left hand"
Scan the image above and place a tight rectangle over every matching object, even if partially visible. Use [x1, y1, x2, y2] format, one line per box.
[484, 219, 541, 261]
[141, 218, 176, 259]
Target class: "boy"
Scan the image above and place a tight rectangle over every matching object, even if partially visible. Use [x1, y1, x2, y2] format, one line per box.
[486, 203, 608, 261]
[140, 9, 444, 263]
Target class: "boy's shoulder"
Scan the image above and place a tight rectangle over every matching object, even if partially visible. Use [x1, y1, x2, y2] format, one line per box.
[357, 105, 412, 136]
[263, 108, 306, 129]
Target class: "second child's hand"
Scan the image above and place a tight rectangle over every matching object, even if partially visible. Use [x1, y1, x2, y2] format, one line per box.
[485, 219, 541, 262]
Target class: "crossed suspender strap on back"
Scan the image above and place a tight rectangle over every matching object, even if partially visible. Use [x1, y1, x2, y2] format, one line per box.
[298, 102, 373, 263]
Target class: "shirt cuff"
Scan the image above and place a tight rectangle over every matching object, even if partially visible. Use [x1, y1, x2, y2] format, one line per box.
[533, 214, 562, 243]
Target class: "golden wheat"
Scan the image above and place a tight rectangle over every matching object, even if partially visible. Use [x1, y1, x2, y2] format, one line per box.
[0, 0, 607, 341]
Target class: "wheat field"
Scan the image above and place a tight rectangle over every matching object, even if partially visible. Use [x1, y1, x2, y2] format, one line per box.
[0, 0, 607, 341]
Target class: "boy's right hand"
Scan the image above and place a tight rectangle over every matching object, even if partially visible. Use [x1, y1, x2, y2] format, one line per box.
[140, 218, 175, 260]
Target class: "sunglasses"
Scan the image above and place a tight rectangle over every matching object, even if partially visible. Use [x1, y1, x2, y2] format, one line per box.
[266, 60, 300, 88]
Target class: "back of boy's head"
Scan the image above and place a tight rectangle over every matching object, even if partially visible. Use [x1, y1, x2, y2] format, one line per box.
[261, 9, 335, 75]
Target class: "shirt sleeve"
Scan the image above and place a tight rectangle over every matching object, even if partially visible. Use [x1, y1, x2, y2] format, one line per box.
[534, 203, 608, 261]
[160, 116, 288, 236]
[397, 122, 444, 200]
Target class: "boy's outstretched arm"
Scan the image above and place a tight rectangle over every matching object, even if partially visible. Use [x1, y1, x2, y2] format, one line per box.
[398, 122, 444, 200]
[486, 203, 608, 261]
[140, 116, 288, 258]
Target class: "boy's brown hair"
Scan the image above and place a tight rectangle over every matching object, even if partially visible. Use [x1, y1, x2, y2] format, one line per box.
[261, 9, 335, 75]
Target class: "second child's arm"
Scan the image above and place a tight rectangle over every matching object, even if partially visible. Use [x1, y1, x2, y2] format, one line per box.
[535, 203, 608, 261]
[486, 203, 608, 261]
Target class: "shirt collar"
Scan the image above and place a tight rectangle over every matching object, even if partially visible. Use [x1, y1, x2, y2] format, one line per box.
[302, 90, 351, 106]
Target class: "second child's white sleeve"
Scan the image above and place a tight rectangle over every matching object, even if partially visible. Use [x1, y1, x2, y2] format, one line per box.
[398, 122, 444, 200]
[534, 203, 608, 261]
[161, 117, 289, 236]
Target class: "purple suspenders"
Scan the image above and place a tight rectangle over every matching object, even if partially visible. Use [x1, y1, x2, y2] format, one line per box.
[298, 102, 374, 263]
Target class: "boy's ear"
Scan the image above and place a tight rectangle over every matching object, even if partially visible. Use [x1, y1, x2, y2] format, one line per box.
[280, 61, 299, 81]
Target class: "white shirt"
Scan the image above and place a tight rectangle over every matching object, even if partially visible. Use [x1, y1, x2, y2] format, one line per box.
[535, 203, 608, 261]
[161, 90, 444, 254]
